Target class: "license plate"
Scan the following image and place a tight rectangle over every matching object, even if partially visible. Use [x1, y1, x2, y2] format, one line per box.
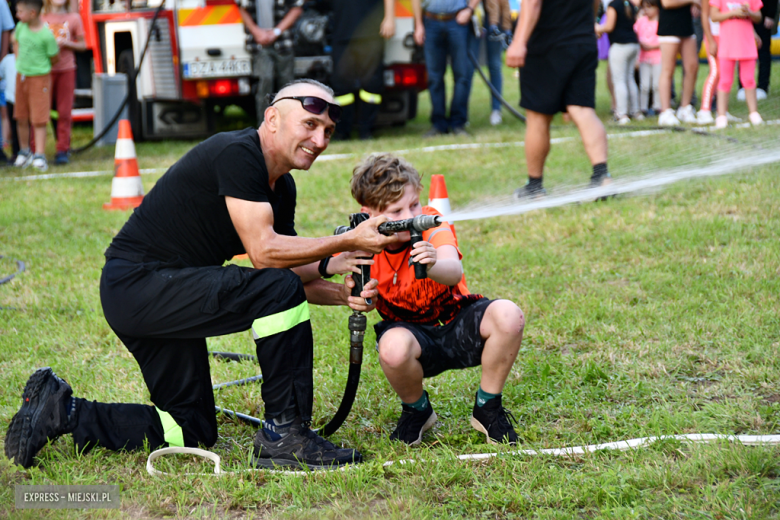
[183, 59, 251, 79]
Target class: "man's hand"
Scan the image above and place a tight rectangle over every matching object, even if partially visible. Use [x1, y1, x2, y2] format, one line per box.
[456, 7, 472, 25]
[410, 240, 437, 270]
[414, 24, 425, 45]
[350, 216, 400, 254]
[253, 28, 276, 46]
[765, 17, 775, 29]
[506, 40, 527, 68]
[380, 15, 396, 38]
[344, 276, 378, 312]
[328, 251, 374, 276]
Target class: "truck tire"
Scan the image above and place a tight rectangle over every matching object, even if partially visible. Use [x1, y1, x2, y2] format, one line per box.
[117, 49, 143, 140]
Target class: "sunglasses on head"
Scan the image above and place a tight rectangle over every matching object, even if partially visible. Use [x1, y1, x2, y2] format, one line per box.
[269, 95, 342, 123]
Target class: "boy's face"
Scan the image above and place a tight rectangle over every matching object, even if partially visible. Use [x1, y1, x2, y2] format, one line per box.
[362, 184, 423, 243]
[16, 3, 39, 23]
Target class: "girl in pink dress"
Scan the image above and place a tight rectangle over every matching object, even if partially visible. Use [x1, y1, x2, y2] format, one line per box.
[634, 0, 662, 114]
[709, 0, 763, 128]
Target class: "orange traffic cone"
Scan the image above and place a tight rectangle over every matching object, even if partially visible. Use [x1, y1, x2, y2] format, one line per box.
[103, 120, 144, 210]
[428, 174, 457, 239]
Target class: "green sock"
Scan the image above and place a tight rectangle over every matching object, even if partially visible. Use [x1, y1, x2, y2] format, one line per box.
[403, 391, 429, 412]
[476, 387, 500, 407]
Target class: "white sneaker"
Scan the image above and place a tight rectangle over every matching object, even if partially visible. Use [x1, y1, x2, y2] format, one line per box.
[14, 150, 32, 168]
[726, 112, 742, 123]
[749, 112, 764, 125]
[31, 154, 48, 172]
[696, 110, 714, 125]
[631, 112, 645, 121]
[714, 115, 728, 129]
[756, 88, 767, 100]
[658, 109, 680, 126]
[737, 88, 746, 101]
[676, 104, 697, 124]
[616, 115, 631, 125]
[489, 109, 502, 126]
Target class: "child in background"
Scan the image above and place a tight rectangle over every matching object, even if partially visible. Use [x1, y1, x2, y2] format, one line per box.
[634, 0, 662, 115]
[697, 0, 720, 124]
[597, 0, 642, 124]
[42, 0, 84, 165]
[13, 0, 59, 171]
[327, 154, 525, 446]
[484, 0, 513, 125]
[710, 0, 763, 128]
[0, 43, 19, 163]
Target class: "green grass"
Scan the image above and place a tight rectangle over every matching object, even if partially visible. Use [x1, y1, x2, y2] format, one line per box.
[1, 61, 779, 519]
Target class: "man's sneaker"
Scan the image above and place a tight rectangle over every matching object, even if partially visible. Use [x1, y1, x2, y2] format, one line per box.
[676, 104, 697, 124]
[423, 127, 446, 138]
[513, 183, 547, 200]
[490, 109, 502, 126]
[5, 368, 74, 468]
[696, 110, 714, 125]
[31, 154, 48, 172]
[389, 398, 437, 446]
[54, 151, 70, 165]
[756, 88, 767, 100]
[14, 150, 32, 168]
[451, 126, 470, 137]
[658, 109, 680, 126]
[749, 111, 764, 126]
[470, 394, 518, 445]
[252, 417, 362, 470]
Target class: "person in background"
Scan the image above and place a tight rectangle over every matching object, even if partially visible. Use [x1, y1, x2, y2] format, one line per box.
[696, 0, 719, 123]
[42, 0, 84, 165]
[740, 0, 777, 99]
[12, 0, 59, 171]
[597, 0, 643, 124]
[634, 0, 662, 115]
[656, 0, 700, 126]
[0, 38, 18, 163]
[412, 0, 481, 137]
[0, 0, 15, 62]
[239, 0, 303, 126]
[330, 0, 395, 140]
[484, 0, 513, 125]
[710, 0, 764, 127]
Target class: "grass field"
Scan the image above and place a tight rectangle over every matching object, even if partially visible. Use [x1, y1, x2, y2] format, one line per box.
[1, 61, 779, 519]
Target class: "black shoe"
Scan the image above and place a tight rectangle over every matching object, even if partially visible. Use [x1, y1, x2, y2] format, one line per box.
[423, 127, 447, 138]
[252, 417, 362, 471]
[513, 183, 547, 200]
[451, 126, 470, 137]
[389, 395, 437, 445]
[5, 367, 74, 468]
[590, 172, 614, 201]
[470, 393, 518, 445]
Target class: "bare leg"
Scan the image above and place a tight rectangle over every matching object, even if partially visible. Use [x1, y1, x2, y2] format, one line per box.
[716, 90, 729, 117]
[17, 119, 29, 151]
[606, 62, 615, 112]
[525, 110, 553, 179]
[377, 328, 424, 404]
[745, 88, 758, 114]
[680, 36, 700, 108]
[478, 301, 524, 394]
[659, 41, 680, 111]
[566, 105, 608, 166]
[33, 125, 47, 155]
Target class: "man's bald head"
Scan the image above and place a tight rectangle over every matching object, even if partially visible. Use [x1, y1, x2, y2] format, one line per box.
[272, 79, 335, 105]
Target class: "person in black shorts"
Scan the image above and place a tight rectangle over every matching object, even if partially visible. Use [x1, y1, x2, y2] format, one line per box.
[656, 0, 700, 126]
[326, 153, 525, 445]
[506, 0, 611, 198]
[4, 79, 401, 471]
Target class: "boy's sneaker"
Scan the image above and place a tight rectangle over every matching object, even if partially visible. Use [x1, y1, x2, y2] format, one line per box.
[31, 154, 48, 172]
[714, 115, 728, 129]
[54, 152, 69, 165]
[13, 149, 33, 168]
[749, 112, 764, 126]
[390, 397, 437, 446]
[676, 104, 697, 124]
[5, 368, 75, 468]
[470, 393, 518, 445]
[252, 416, 362, 470]
[658, 109, 680, 126]
[696, 110, 714, 125]
[490, 109, 502, 126]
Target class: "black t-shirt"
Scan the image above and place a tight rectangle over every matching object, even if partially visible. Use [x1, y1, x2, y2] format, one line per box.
[607, 0, 638, 45]
[105, 128, 297, 267]
[527, 0, 597, 54]
[657, 2, 693, 37]
[331, 0, 384, 42]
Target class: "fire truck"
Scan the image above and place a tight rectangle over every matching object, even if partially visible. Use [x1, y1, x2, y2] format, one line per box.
[76, 0, 427, 140]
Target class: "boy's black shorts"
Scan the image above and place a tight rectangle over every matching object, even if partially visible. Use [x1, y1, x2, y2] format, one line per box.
[519, 42, 598, 115]
[374, 298, 493, 378]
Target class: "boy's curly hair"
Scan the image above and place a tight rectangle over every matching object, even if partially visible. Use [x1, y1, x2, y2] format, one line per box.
[350, 154, 422, 211]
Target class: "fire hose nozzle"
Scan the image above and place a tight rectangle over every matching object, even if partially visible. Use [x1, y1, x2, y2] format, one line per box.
[377, 214, 443, 235]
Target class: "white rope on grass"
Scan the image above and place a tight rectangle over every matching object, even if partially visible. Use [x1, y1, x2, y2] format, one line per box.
[146, 433, 780, 477]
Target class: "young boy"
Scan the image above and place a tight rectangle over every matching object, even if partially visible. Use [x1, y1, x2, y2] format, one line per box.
[325, 154, 525, 445]
[13, 0, 59, 171]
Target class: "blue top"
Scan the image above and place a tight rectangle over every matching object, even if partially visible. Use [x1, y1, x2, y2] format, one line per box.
[422, 0, 468, 14]
[0, 0, 14, 32]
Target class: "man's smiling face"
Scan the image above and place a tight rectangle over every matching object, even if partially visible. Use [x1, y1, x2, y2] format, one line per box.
[272, 86, 337, 171]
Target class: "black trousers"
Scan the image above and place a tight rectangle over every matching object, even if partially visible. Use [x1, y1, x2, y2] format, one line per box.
[754, 21, 772, 92]
[70, 258, 314, 453]
[331, 37, 385, 137]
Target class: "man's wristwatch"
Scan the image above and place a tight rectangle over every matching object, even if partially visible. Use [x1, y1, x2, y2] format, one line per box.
[272, 27, 282, 38]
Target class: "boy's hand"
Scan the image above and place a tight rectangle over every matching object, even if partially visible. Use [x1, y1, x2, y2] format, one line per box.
[410, 240, 437, 271]
[343, 276, 378, 312]
[328, 251, 374, 276]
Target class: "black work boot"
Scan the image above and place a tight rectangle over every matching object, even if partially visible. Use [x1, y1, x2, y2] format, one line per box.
[252, 417, 362, 471]
[5, 367, 75, 468]
[389, 394, 437, 446]
[470, 393, 518, 445]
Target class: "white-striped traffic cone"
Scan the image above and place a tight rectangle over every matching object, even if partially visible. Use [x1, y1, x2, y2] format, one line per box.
[428, 174, 457, 239]
[103, 120, 144, 210]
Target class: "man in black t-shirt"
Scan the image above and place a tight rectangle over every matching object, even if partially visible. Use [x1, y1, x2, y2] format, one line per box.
[5, 79, 400, 471]
[506, 0, 611, 198]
